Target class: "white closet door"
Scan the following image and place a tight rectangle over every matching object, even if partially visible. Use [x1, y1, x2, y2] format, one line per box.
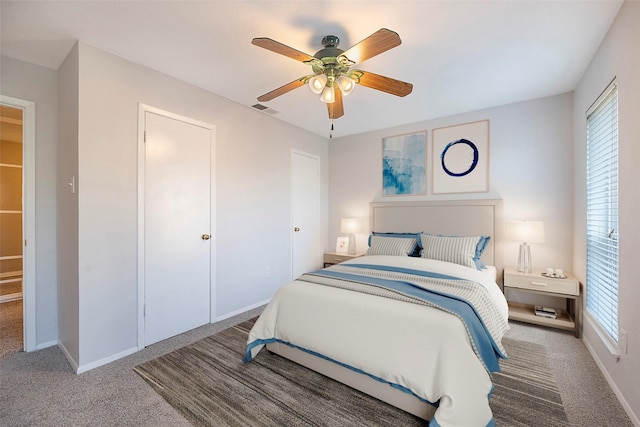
[291, 151, 321, 280]
[144, 111, 212, 346]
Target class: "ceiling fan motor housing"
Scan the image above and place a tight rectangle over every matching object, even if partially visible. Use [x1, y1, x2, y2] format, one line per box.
[312, 35, 353, 79]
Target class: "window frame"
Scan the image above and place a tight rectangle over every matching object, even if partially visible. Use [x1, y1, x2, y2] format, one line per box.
[585, 79, 619, 355]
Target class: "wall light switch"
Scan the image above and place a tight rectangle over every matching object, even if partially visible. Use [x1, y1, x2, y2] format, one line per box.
[69, 176, 76, 194]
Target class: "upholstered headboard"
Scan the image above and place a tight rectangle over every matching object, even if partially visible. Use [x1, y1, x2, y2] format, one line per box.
[369, 199, 503, 284]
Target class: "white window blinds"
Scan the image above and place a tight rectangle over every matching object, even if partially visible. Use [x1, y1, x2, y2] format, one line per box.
[586, 81, 618, 344]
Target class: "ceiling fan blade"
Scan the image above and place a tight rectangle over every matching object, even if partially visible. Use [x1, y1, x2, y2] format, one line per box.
[252, 37, 316, 63]
[257, 77, 310, 102]
[355, 70, 413, 97]
[340, 28, 401, 64]
[327, 88, 344, 119]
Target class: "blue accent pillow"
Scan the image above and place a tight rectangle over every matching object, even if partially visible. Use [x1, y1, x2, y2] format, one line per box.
[475, 236, 491, 269]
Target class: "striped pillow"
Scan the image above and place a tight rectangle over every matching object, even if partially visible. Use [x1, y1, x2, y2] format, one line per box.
[369, 232, 423, 257]
[366, 236, 418, 256]
[420, 234, 484, 269]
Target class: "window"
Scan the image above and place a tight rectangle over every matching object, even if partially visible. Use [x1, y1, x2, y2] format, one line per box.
[586, 80, 618, 346]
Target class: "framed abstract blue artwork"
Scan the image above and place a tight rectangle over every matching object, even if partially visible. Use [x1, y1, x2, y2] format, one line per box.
[432, 120, 489, 194]
[382, 131, 427, 196]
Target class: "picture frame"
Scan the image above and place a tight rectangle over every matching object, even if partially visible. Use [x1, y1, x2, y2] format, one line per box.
[382, 131, 427, 196]
[336, 237, 349, 253]
[432, 120, 489, 194]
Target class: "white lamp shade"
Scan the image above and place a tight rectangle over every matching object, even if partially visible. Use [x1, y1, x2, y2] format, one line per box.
[340, 218, 362, 234]
[336, 75, 355, 96]
[308, 75, 327, 94]
[320, 84, 335, 103]
[505, 221, 545, 243]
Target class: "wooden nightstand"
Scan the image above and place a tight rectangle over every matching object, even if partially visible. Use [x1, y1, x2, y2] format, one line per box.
[503, 267, 582, 337]
[323, 252, 365, 267]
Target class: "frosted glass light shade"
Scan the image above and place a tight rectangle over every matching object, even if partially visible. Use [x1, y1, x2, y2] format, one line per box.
[308, 75, 327, 94]
[336, 75, 355, 95]
[320, 84, 335, 103]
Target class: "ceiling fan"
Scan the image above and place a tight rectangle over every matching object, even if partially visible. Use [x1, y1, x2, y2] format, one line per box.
[252, 28, 413, 120]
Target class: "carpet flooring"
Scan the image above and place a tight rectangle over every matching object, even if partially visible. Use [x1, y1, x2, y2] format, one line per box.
[135, 318, 569, 426]
[0, 299, 23, 359]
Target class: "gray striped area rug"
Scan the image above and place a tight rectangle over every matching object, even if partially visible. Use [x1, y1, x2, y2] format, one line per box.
[134, 319, 569, 426]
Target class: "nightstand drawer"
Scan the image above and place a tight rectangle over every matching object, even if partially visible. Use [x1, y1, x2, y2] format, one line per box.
[504, 271, 579, 296]
[323, 252, 364, 266]
[324, 253, 355, 265]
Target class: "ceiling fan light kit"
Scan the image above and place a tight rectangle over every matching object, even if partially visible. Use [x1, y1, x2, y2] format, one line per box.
[336, 75, 355, 96]
[320, 84, 335, 104]
[308, 74, 327, 94]
[252, 28, 413, 120]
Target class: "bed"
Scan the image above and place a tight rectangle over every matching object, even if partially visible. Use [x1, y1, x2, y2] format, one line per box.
[245, 200, 508, 427]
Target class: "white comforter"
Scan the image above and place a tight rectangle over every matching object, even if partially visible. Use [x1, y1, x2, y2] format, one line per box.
[246, 256, 509, 427]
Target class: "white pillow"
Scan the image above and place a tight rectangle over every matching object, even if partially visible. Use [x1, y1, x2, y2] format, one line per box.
[366, 236, 418, 256]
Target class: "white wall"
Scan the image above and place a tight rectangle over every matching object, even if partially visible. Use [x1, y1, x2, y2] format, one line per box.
[573, 2, 640, 424]
[2, 42, 329, 370]
[329, 93, 574, 278]
[0, 55, 59, 348]
[57, 44, 80, 363]
[70, 43, 328, 369]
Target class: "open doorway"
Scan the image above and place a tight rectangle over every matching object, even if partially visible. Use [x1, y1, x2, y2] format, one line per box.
[0, 104, 23, 357]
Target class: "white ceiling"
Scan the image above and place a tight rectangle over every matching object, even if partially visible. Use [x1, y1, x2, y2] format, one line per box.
[0, 1, 623, 138]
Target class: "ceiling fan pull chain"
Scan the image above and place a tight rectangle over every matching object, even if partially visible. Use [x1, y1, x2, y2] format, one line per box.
[330, 122, 334, 139]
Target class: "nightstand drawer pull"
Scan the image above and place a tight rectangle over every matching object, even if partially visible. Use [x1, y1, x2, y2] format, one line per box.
[530, 281, 548, 287]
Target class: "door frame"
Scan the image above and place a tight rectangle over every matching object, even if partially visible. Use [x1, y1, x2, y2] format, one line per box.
[0, 95, 36, 352]
[136, 103, 216, 349]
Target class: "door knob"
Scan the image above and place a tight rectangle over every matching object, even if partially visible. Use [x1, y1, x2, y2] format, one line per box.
[201, 234, 211, 240]
[294, 227, 300, 232]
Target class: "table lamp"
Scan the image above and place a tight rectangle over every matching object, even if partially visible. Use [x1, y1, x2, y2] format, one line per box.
[505, 221, 545, 273]
[340, 218, 362, 255]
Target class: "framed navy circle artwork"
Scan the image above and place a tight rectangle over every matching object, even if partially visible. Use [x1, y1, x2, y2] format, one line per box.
[440, 138, 479, 177]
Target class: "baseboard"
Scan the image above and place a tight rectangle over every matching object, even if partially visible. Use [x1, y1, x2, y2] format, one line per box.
[34, 340, 57, 351]
[76, 346, 138, 374]
[52, 302, 269, 374]
[57, 340, 138, 375]
[583, 336, 640, 426]
[57, 341, 80, 373]
[215, 298, 270, 322]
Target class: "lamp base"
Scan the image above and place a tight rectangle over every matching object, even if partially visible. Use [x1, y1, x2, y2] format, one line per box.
[347, 233, 356, 255]
[517, 243, 532, 273]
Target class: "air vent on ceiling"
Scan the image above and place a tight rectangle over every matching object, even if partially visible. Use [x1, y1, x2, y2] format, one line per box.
[252, 104, 279, 115]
